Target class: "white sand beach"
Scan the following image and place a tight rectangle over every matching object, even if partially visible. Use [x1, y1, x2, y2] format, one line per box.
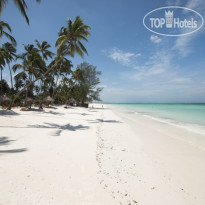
[0, 104, 205, 205]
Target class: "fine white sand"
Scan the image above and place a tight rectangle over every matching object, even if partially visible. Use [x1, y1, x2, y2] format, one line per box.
[0, 104, 205, 205]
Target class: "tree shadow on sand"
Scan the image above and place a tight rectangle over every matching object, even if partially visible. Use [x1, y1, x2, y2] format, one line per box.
[0, 137, 16, 146]
[25, 108, 64, 116]
[87, 119, 122, 124]
[68, 112, 92, 116]
[45, 110, 64, 116]
[0, 110, 19, 116]
[28, 122, 89, 136]
[0, 148, 27, 153]
[0, 137, 27, 155]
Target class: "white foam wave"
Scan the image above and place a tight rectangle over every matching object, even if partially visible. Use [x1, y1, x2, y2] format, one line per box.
[134, 112, 205, 136]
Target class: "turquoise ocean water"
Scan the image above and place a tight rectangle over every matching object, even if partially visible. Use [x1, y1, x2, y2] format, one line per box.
[107, 103, 205, 135]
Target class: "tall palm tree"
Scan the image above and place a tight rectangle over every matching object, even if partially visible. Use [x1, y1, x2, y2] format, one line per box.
[0, 0, 41, 25]
[8, 16, 90, 110]
[35, 40, 54, 108]
[16, 44, 43, 82]
[56, 16, 90, 58]
[2, 42, 16, 89]
[0, 46, 6, 94]
[49, 56, 72, 98]
[14, 71, 27, 92]
[0, 21, 16, 46]
[35, 40, 54, 61]
[12, 44, 44, 106]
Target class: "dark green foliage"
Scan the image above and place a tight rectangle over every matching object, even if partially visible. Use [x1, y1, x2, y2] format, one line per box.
[72, 62, 103, 104]
[0, 79, 10, 94]
[0, 16, 102, 109]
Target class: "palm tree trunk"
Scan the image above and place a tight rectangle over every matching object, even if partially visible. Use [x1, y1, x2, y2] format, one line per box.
[0, 68, 3, 95]
[38, 79, 43, 109]
[52, 73, 60, 99]
[8, 63, 13, 89]
[24, 88, 28, 107]
[8, 54, 65, 110]
[38, 54, 46, 109]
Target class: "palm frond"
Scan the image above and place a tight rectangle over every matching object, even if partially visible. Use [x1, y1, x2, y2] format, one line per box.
[75, 43, 84, 58]
[13, 0, 29, 24]
[0, 0, 8, 14]
[2, 31, 17, 46]
[78, 41, 88, 55]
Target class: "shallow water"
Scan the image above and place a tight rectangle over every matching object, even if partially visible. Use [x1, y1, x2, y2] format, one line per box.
[107, 103, 205, 135]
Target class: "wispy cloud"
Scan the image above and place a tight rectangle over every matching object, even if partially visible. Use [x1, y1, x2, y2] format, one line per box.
[172, 0, 205, 57]
[130, 49, 173, 80]
[171, 77, 191, 83]
[150, 35, 162, 43]
[104, 46, 174, 81]
[166, 0, 181, 6]
[100, 84, 107, 88]
[172, 36, 194, 57]
[104, 48, 141, 68]
[186, 0, 205, 11]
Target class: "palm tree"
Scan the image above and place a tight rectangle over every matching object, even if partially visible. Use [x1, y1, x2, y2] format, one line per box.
[8, 16, 90, 109]
[49, 56, 72, 98]
[0, 21, 16, 46]
[14, 71, 27, 92]
[35, 40, 54, 108]
[35, 40, 54, 61]
[0, 46, 6, 94]
[0, 0, 41, 25]
[2, 42, 16, 89]
[15, 44, 43, 81]
[56, 16, 90, 58]
[12, 44, 45, 106]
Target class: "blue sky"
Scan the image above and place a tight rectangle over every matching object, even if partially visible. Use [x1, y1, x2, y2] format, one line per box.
[1, 0, 205, 102]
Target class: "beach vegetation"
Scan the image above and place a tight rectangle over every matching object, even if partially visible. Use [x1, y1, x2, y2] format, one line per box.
[0, 15, 102, 109]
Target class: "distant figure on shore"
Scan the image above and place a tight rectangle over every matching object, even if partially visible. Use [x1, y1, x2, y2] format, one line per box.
[102, 105, 103, 109]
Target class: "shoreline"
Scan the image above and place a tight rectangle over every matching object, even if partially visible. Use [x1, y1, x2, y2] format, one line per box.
[105, 103, 205, 136]
[0, 104, 205, 204]
[105, 104, 205, 204]
[108, 104, 205, 151]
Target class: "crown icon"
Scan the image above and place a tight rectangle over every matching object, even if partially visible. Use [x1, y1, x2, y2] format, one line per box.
[165, 10, 174, 28]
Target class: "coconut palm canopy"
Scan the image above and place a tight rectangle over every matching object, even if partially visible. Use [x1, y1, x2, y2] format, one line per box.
[1, 11, 102, 110]
[6, 16, 92, 110]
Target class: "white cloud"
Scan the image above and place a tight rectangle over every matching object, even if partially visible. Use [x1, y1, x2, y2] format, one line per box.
[130, 50, 172, 80]
[106, 48, 141, 67]
[100, 84, 107, 88]
[150, 35, 161, 43]
[171, 77, 191, 83]
[166, 0, 181, 6]
[172, 36, 193, 57]
[186, 0, 205, 11]
[172, 0, 205, 57]
[101, 86, 162, 103]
